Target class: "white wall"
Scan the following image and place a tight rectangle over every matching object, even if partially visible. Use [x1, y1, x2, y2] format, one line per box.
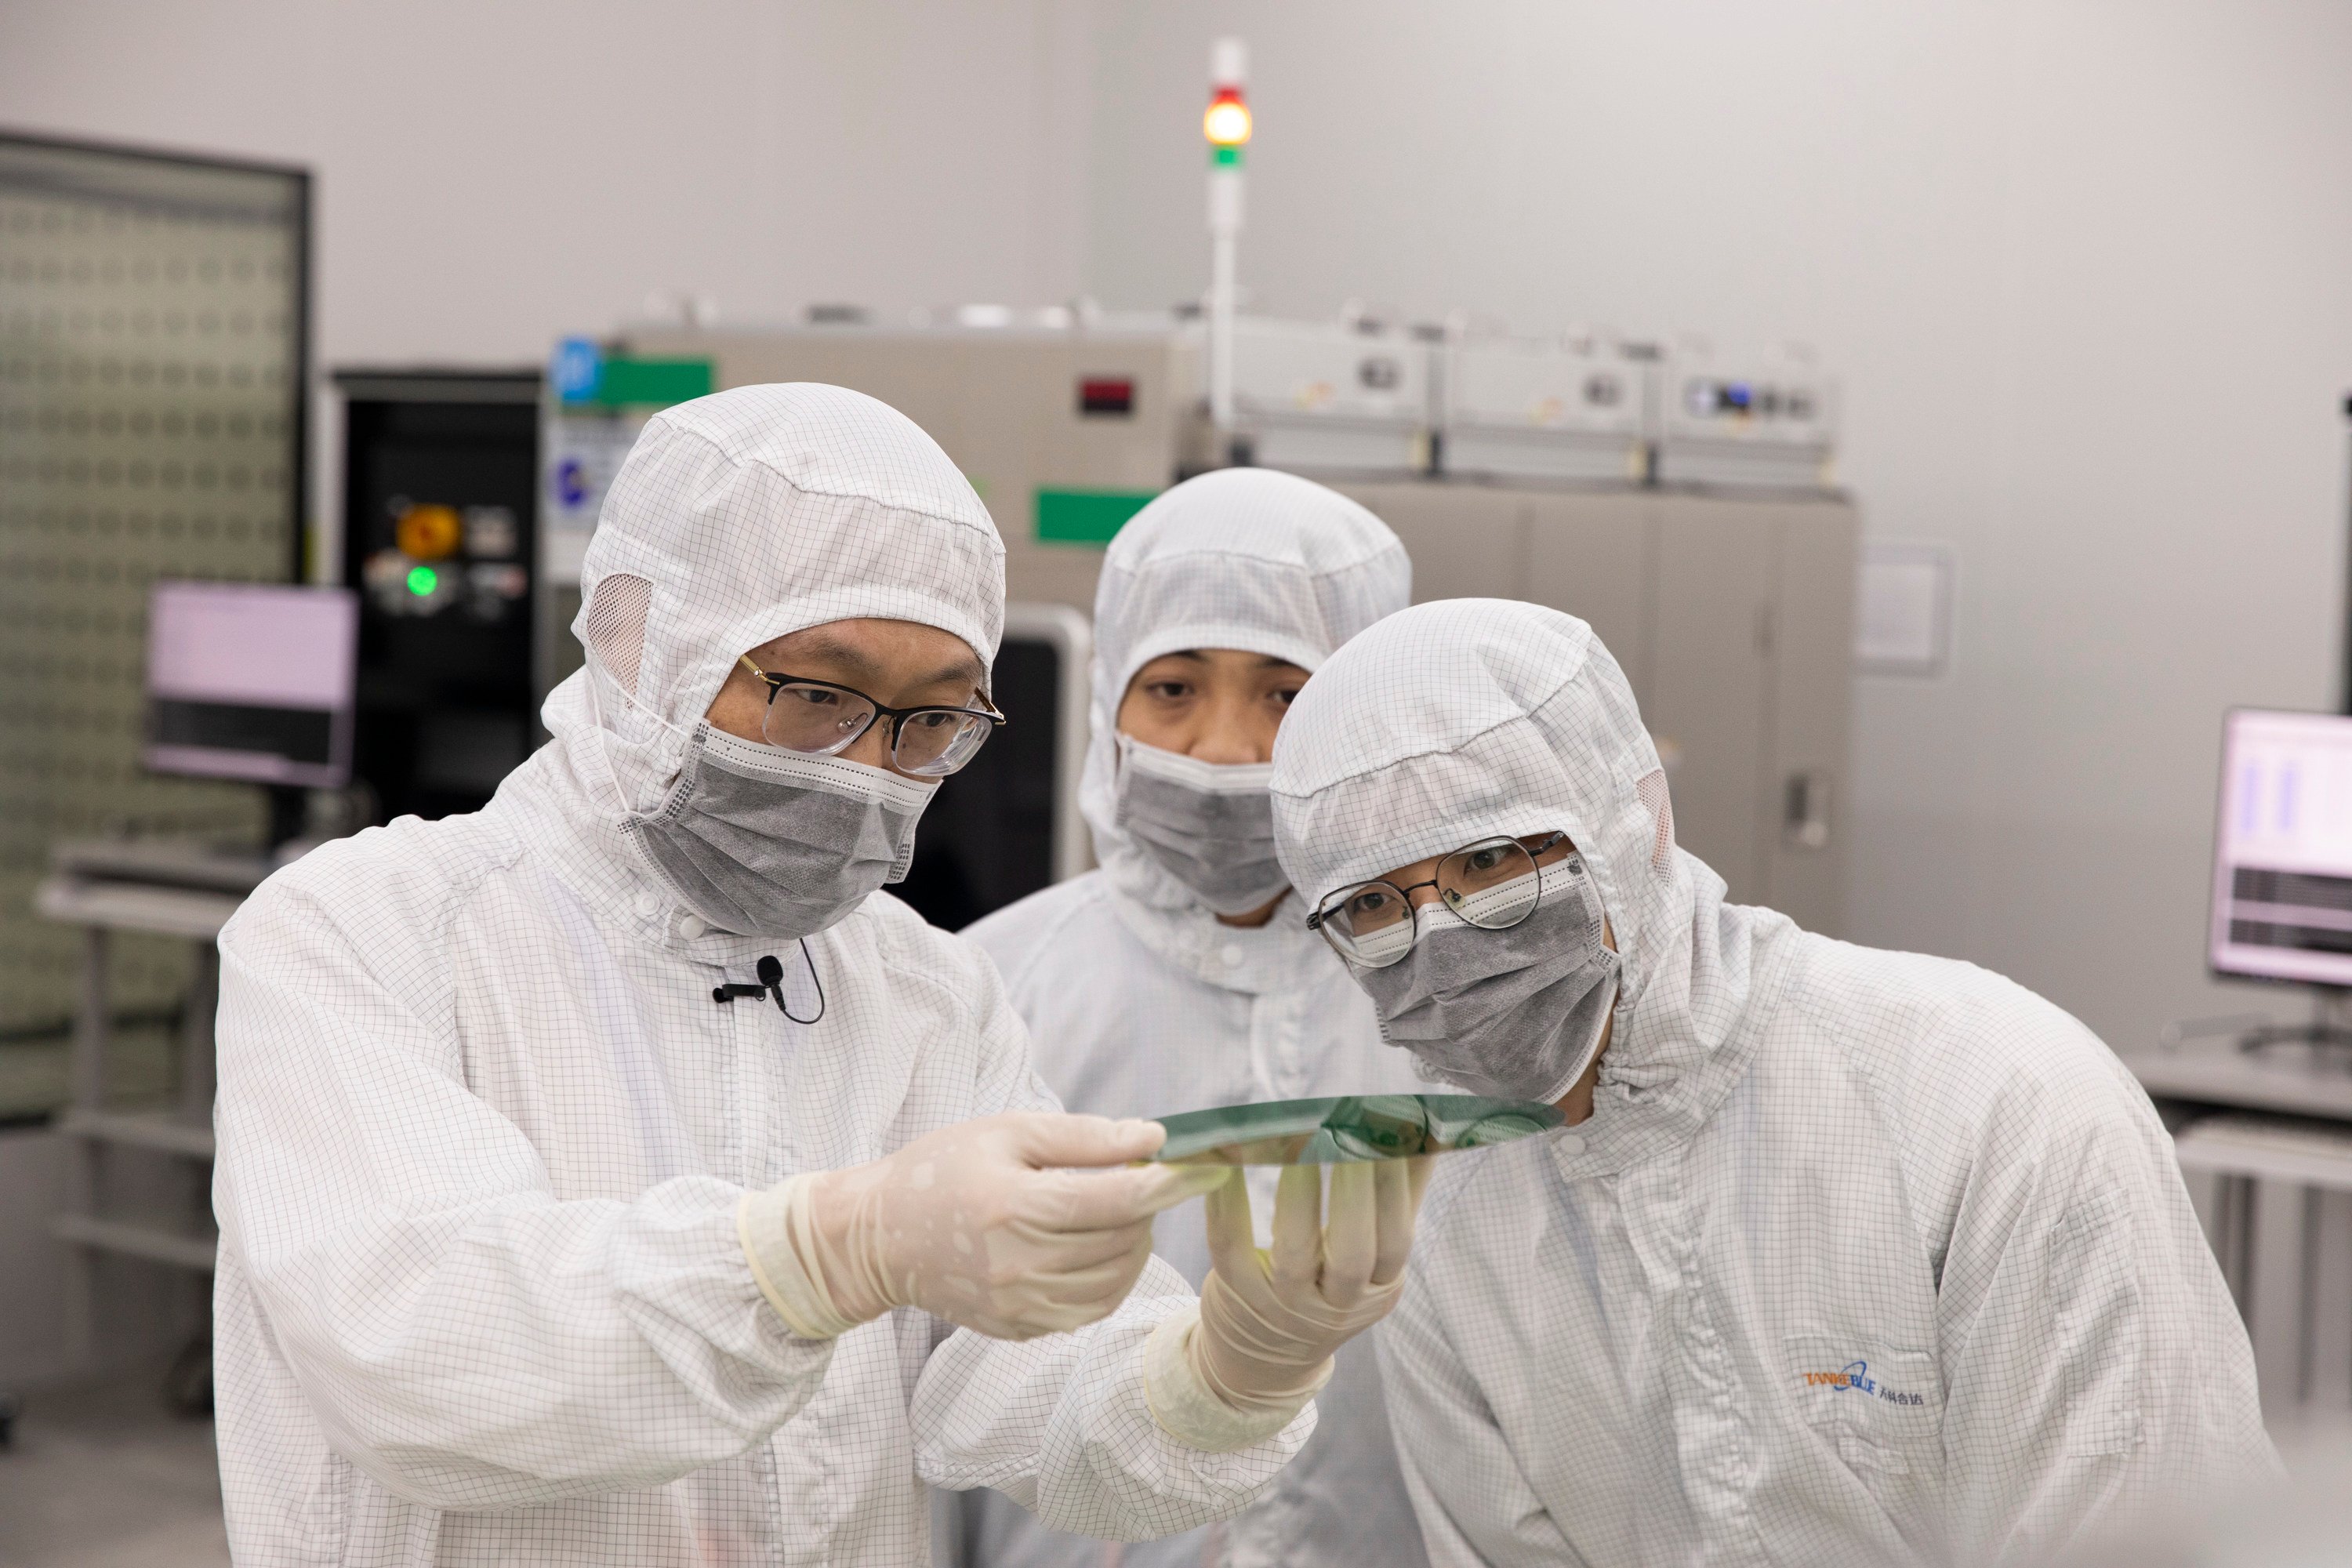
[1085, 0, 2352, 1053]
[3, 0, 1099, 350]
[7, 2, 2352, 1053]
[0, 0, 1100, 540]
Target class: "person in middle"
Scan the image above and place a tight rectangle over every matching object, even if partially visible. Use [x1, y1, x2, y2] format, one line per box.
[949, 467, 1431, 1568]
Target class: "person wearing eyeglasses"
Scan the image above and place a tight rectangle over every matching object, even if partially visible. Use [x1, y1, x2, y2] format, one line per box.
[1268, 597, 2278, 1567]
[209, 386, 1416, 1568]
[949, 467, 1436, 1568]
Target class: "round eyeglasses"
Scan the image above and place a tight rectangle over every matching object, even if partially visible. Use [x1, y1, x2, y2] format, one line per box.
[1305, 832, 1571, 968]
[739, 656, 1005, 778]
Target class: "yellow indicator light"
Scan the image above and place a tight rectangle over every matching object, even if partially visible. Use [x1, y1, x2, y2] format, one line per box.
[1204, 92, 1251, 147]
[394, 502, 463, 561]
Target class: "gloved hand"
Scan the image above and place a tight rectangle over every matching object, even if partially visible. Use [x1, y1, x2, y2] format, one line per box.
[742, 1111, 1228, 1342]
[1189, 1158, 1432, 1416]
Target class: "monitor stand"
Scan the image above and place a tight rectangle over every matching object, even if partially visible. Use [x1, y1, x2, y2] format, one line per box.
[266, 784, 309, 852]
[2237, 986, 2352, 1062]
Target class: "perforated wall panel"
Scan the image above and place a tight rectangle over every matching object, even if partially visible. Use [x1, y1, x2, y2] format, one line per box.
[0, 137, 305, 1036]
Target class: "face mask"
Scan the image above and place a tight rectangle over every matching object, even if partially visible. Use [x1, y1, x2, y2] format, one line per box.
[1352, 856, 1621, 1104]
[1113, 735, 1291, 916]
[623, 723, 935, 938]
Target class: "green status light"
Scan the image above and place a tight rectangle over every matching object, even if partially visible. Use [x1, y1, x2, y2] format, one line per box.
[406, 565, 438, 597]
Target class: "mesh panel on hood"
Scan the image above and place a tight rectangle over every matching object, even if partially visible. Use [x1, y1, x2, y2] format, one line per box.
[1076, 469, 1410, 931]
[1635, 766, 1676, 876]
[584, 573, 653, 697]
[543, 383, 1005, 816]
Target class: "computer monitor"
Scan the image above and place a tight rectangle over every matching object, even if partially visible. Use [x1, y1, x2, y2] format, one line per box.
[2209, 707, 2352, 988]
[143, 581, 361, 789]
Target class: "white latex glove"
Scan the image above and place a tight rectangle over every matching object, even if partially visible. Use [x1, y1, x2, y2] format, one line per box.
[742, 1111, 1227, 1342]
[1190, 1158, 1432, 1414]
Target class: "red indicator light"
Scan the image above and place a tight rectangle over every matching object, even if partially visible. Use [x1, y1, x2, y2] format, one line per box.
[1078, 376, 1135, 416]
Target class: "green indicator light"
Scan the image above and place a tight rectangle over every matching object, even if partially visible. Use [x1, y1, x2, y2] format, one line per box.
[406, 565, 438, 597]
[1210, 144, 1243, 167]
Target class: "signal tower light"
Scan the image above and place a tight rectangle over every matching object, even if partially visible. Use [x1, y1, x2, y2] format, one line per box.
[1206, 38, 1248, 452]
[1204, 88, 1251, 160]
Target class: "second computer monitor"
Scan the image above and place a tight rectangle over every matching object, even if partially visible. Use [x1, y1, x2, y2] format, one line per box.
[144, 580, 360, 790]
[2210, 706, 2352, 988]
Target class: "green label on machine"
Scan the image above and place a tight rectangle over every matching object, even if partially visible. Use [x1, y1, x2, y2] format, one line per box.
[1034, 487, 1159, 546]
[563, 357, 714, 408]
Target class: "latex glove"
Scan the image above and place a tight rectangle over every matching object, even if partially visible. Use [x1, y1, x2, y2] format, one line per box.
[743, 1111, 1227, 1342]
[1190, 1158, 1432, 1415]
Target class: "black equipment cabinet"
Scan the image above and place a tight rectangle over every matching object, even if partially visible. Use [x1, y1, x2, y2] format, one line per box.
[891, 637, 1064, 930]
[336, 370, 542, 822]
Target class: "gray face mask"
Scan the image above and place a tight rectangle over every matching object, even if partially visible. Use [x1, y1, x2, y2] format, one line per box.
[1352, 857, 1621, 1104]
[626, 724, 934, 938]
[1113, 735, 1291, 916]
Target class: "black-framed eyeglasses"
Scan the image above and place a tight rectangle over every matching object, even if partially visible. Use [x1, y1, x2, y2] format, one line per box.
[1306, 832, 1571, 968]
[738, 655, 1005, 778]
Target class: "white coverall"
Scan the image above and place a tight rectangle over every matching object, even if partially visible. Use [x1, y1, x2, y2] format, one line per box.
[210, 385, 1307, 1568]
[953, 470, 1432, 1568]
[1267, 598, 2278, 1567]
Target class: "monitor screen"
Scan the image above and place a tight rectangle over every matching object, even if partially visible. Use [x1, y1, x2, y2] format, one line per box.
[144, 581, 360, 789]
[2210, 707, 2352, 986]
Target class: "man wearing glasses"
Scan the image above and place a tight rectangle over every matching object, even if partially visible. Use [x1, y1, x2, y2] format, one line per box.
[209, 385, 1417, 1567]
[1269, 597, 2274, 1566]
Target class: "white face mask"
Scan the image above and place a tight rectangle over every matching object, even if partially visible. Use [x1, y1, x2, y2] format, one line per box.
[622, 723, 936, 938]
[1112, 735, 1291, 916]
[1351, 857, 1620, 1104]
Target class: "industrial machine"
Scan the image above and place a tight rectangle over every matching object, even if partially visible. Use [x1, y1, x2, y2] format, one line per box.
[1227, 316, 1428, 476]
[1439, 331, 1652, 485]
[586, 317, 1859, 935]
[335, 369, 543, 821]
[1654, 343, 1838, 489]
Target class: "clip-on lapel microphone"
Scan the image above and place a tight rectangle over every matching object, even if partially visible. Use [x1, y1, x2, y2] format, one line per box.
[712, 942, 826, 1025]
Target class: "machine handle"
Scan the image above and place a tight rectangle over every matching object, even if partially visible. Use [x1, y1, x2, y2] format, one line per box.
[1783, 769, 1832, 851]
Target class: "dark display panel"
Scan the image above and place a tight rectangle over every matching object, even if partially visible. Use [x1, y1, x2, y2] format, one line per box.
[338, 378, 539, 821]
[891, 637, 1064, 931]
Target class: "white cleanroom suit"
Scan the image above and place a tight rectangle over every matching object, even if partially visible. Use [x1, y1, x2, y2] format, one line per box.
[1267, 597, 2278, 1567]
[953, 468, 1432, 1568]
[210, 385, 1309, 1568]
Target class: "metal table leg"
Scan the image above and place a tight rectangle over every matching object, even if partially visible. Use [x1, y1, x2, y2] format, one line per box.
[61, 926, 111, 1375]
